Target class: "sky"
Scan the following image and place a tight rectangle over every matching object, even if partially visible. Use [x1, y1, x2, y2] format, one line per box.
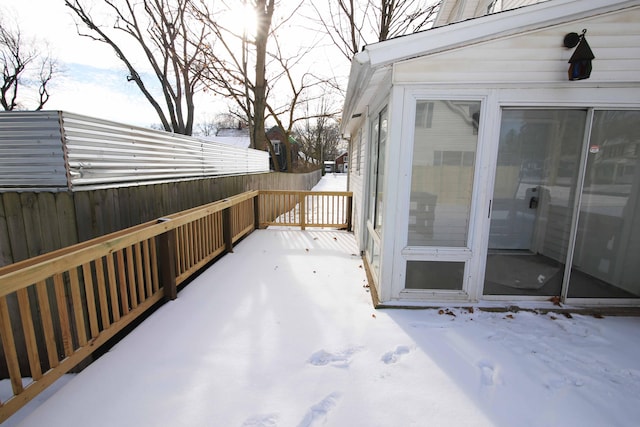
[1, 0, 350, 131]
[4, 174, 640, 426]
[2, 0, 173, 127]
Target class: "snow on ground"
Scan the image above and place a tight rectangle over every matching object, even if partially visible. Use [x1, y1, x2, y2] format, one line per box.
[308, 172, 345, 191]
[7, 173, 640, 427]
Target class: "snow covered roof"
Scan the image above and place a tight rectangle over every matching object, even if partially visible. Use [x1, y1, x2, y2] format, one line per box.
[200, 134, 251, 149]
[341, 0, 640, 136]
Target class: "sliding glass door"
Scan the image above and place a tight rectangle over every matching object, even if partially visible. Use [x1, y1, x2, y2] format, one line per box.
[484, 109, 586, 296]
[569, 111, 640, 298]
[484, 108, 640, 300]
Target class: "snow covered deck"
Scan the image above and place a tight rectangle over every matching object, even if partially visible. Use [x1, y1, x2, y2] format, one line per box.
[6, 176, 640, 426]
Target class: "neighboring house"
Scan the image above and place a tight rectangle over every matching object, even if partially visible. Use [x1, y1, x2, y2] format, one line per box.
[204, 126, 251, 148]
[335, 152, 348, 173]
[208, 125, 299, 171]
[341, 0, 640, 307]
[265, 126, 299, 171]
[324, 160, 335, 173]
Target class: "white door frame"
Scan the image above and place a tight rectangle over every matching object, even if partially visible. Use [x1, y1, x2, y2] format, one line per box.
[386, 85, 640, 305]
[388, 87, 496, 302]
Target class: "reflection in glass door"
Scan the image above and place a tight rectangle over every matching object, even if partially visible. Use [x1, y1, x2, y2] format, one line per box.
[484, 110, 586, 296]
[569, 111, 640, 298]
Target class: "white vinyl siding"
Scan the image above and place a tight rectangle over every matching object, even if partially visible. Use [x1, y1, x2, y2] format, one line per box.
[434, 0, 545, 27]
[396, 7, 640, 85]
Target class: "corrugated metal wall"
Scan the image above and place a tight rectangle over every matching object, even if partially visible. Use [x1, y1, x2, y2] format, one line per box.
[0, 111, 68, 190]
[0, 111, 270, 192]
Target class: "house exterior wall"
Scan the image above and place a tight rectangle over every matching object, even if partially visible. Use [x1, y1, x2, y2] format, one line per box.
[434, 0, 545, 27]
[435, 0, 494, 25]
[335, 152, 348, 172]
[502, 0, 542, 9]
[396, 7, 640, 85]
[345, 1, 640, 307]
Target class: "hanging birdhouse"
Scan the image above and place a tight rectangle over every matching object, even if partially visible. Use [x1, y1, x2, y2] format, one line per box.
[565, 29, 595, 81]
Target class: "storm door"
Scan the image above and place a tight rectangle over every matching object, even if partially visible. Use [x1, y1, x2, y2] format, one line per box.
[403, 100, 481, 293]
[484, 109, 586, 296]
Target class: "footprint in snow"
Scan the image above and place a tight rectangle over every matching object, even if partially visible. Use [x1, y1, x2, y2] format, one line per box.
[242, 413, 279, 427]
[542, 373, 584, 390]
[308, 347, 360, 368]
[297, 392, 341, 427]
[410, 321, 452, 330]
[477, 360, 499, 386]
[381, 345, 411, 364]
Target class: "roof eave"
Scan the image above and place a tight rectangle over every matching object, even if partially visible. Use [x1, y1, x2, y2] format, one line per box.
[365, 0, 639, 67]
[340, 0, 640, 135]
[340, 51, 374, 136]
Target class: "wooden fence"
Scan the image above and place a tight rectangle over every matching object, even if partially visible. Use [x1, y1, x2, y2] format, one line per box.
[0, 170, 323, 269]
[0, 189, 351, 423]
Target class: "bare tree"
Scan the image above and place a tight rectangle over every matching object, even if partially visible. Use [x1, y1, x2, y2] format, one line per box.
[312, 0, 441, 62]
[262, 27, 342, 171]
[194, 118, 217, 136]
[295, 99, 342, 168]
[1, 14, 58, 111]
[192, 0, 275, 152]
[65, 0, 209, 135]
[194, 0, 341, 172]
[253, 0, 275, 154]
[214, 111, 247, 130]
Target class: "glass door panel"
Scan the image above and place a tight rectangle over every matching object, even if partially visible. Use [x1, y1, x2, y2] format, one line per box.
[405, 100, 480, 290]
[484, 110, 586, 296]
[568, 111, 640, 298]
[408, 100, 480, 247]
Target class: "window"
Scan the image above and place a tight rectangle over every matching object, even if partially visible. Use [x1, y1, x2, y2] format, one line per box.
[408, 100, 480, 247]
[370, 107, 388, 233]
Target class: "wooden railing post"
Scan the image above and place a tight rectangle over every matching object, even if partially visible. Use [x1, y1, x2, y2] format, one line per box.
[222, 207, 233, 253]
[299, 192, 306, 230]
[347, 195, 353, 232]
[253, 194, 261, 230]
[158, 219, 177, 301]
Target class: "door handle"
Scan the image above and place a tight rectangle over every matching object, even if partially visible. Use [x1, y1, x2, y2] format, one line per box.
[529, 196, 538, 209]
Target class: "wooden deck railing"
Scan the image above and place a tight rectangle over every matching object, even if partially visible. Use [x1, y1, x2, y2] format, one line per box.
[258, 190, 352, 230]
[0, 189, 351, 422]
